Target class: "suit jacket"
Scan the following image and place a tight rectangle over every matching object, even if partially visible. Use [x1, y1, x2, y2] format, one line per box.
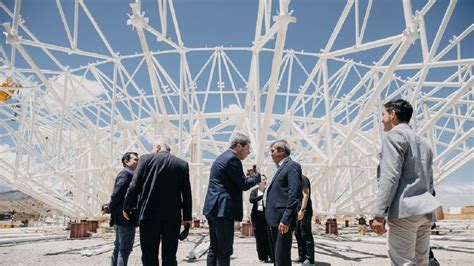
[123, 151, 192, 224]
[109, 167, 136, 227]
[264, 157, 302, 227]
[249, 187, 264, 219]
[203, 149, 261, 221]
[374, 123, 441, 220]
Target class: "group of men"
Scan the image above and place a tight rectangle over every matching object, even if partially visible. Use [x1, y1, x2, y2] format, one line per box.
[108, 143, 192, 266]
[203, 135, 315, 266]
[107, 99, 440, 266]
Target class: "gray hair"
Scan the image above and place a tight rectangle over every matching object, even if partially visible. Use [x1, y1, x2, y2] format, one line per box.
[161, 143, 171, 152]
[229, 133, 251, 149]
[154, 140, 171, 152]
[270, 139, 291, 156]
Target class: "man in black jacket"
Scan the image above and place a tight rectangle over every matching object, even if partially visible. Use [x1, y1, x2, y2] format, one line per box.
[109, 151, 139, 266]
[294, 175, 315, 265]
[249, 175, 272, 263]
[123, 143, 192, 266]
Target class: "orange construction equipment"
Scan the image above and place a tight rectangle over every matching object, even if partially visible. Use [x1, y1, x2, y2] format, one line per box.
[0, 77, 20, 103]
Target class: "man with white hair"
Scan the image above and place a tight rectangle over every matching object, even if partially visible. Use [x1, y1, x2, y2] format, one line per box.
[124, 141, 192, 266]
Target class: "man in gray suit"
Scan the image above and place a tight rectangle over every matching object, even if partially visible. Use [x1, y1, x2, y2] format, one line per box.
[372, 99, 440, 266]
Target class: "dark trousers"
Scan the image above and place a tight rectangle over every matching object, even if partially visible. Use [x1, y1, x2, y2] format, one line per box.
[111, 225, 136, 266]
[268, 225, 293, 266]
[251, 211, 271, 261]
[206, 215, 234, 266]
[139, 219, 180, 266]
[295, 215, 314, 263]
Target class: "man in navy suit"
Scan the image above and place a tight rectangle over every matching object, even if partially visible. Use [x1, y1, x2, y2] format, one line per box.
[109, 152, 139, 266]
[203, 133, 261, 266]
[264, 140, 302, 266]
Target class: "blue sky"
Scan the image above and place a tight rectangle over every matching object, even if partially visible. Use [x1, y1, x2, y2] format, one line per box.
[0, 0, 473, 208]
[5, 1, 473, 67]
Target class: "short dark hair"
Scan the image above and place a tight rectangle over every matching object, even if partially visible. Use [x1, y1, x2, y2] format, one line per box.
[122, 152, 138, 167]
[384, 99, 413, 123]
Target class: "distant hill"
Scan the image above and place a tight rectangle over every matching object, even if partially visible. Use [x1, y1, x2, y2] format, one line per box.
[0, 190, 32, 201]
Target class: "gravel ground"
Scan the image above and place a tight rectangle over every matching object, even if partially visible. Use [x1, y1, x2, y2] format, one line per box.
[0, 221, 472, 265]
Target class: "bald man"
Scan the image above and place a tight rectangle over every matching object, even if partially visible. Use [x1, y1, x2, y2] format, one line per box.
[124, 142, 192, 266]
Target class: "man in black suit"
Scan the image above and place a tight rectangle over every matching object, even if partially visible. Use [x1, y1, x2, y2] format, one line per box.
[249, 175, 272, 263]
[123, 143, 192, 266]
[294, 175, 315, 265]
[264, 140, 302, 266]
[109, 152, 139, 266]
[203, 133, 261, 266]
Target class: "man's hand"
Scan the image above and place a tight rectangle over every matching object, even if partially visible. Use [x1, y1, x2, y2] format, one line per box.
[278, 223, 289, 234]
[246, 168, 256, 177]
[246, 164, 259, 177]
[122, 211, 130, 220]
[370, 217, 386, 235]
[297, 210, 305, 221]
[183, 220, 192, 227]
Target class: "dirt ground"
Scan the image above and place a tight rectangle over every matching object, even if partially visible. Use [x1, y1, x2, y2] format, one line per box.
[0, 221, 472, 265]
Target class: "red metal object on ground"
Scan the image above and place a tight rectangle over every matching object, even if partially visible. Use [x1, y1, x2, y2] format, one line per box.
[87, 220, 99, 233]
[80, 220, 99, 234]
[325, 218, 338, 235]
[241, 221, 254, 237]
[69, 222, 90, 238]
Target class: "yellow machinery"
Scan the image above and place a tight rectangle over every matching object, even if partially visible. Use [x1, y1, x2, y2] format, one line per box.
[0, 77, 20, 103]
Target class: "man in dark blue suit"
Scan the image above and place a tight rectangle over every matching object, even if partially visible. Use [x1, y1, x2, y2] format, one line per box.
[264, 140, 302, 266]
[109, 152, 139, 266]
[203, 133, 261, 266]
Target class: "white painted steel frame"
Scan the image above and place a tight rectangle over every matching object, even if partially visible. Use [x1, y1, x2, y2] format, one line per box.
[0, 0, 472, 219]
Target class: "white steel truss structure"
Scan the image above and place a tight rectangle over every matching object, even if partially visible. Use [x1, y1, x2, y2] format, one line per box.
[0, 0, 472, 219]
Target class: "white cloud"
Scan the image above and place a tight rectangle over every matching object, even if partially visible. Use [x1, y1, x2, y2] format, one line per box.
[222, 104, 243, 113]
[0, 143, 58, 193]
[269, 119, 278, 127]
[0, 143, 16, 192]
[0, 143, 16, 166]
[41, 73, 105, 112]
[435, 182, 474, 211]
